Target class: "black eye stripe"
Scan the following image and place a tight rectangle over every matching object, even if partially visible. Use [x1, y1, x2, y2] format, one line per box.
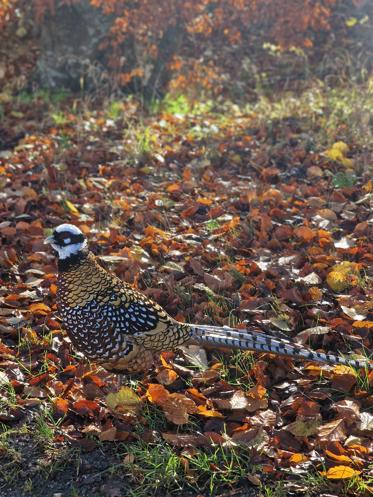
[54, 231, 84, 245]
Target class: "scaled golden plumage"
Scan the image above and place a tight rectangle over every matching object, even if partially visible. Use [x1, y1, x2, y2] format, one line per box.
[46, 224, 372, 373]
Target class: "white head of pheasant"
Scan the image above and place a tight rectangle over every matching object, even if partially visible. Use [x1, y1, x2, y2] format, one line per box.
[45, 223, 88, 260]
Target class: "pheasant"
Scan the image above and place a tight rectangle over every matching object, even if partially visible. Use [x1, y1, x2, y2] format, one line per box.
[45, 224, 372, 373]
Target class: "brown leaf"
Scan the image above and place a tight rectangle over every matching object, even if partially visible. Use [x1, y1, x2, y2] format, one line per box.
[232, 426, 269, 448]
[334, 399, 360, 423]
[331, 369, 357, 392]
[318, 419, 346, 442]
[249, 409, 277, 427]
[99, 427, 117, 442]
[285, 416, 321, 437]
[156, 368, 179, 385]
[295, 326, 331, 344]
[189, 258, 204, 276]
[162, 393, 197, 425]
[162, 432, 210, 447]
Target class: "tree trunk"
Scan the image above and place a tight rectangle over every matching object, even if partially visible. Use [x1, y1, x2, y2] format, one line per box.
[33, 0, 113, 91]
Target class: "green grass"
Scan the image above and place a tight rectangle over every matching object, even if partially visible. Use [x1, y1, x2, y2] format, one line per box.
[120, 440, 254, 497]
[0, 421, 81, 493]
[216, 350, 256, 390]
[246, 82, 373, 147]
[17, 89, 72, 106]
[0, 378, 17, 411]
[139, 403, 168, 432]
[33, 409, 59, 445]
[332, 172, 356, 188]
[261, 481, 287, 497]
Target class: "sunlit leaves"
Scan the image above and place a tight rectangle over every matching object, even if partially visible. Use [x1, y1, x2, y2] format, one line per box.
[0, 45, 372, 495]
[106, 386, 141, 413]
[325, 141, 354, 168]
[320, 466, 361, 479]
[326, 262, 361, 292]
[146, 384, 198, 425]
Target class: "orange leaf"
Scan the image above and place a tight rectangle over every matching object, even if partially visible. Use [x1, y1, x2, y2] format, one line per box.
[73, 399, 100, 416]
[53, 397, 69, 416]
[144, 225, 169, 239]
[347, 444, 369, 455]
[146, 383, 170, 405]
[84, 374, 106, 387]
[197, 197, 212, 206]
[182, 168, 192, 181]
[197, 405, 224, 418]
[50, 283, 58, 295]
[352, 321, 373, 329]
[4, 294, 21, 302]
[28, 302, 51, 315]
[294, 226, 316, 242]
[167, 182, 182, 193]
[320, 465, 361, 479]
[247, 384, 267, 399]
[289, 453, 309, 464]
[29, 372, 50, 385]
[186, 387, 207, 403]
[325, 450, 353, 464]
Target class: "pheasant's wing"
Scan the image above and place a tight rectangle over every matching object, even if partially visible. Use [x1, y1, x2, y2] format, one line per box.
[96, 281, 177, 344]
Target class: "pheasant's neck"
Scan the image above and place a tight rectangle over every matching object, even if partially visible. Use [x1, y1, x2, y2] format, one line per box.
[57, 249, 89, 272]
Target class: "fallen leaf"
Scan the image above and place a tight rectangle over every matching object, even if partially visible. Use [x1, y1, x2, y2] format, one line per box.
[285, 417, 321, 437]
[162, 432, 210, 447]
[156, 368, 179, 385]
[356, 412, 373, 435]
[146, 383, 170, 404]
[318, 418, 346, 442]
[295, 326, 331, 344]
[326, 262, 360, 292]
[320, 465, 361, 479]
[28, 303, 51, 315]
[294, 226, 316, 243]
[99, 427, 117, 441]
[197, 405, 224, 418]
[325, 450, 353, 464]
[289, 453, 309, 464]
[340, 305, 367, 321]
[106, 386, 141, 413]
[162, 393, 197, 425]
[64, 200, 80, 215]
[53, 397, 69, 417]
[73, 399, 100, 416]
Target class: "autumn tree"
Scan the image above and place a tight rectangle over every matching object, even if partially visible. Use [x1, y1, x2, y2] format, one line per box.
[0, 0, 371, 98]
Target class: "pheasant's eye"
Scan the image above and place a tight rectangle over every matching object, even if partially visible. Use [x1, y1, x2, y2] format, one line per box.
[53, 231, 84, 246]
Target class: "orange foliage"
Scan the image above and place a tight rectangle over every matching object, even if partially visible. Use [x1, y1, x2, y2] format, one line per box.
[0, 0, 338, 95]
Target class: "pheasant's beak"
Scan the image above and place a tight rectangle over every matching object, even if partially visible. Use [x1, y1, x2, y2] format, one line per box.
[44, 235, 55, 245]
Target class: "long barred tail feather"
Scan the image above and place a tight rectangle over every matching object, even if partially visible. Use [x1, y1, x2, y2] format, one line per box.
[187, 324, 372, 370]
